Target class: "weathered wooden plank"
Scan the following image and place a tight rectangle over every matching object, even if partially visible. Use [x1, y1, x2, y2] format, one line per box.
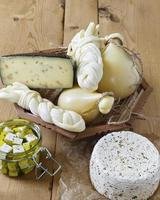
[132, 2, 160, 198]
[63, 0, 98, 46]
[0, 0, 64, 55]
[52, 0, 98, 199]
[99, 0, 139, 48]
[0, 0, 64, 200]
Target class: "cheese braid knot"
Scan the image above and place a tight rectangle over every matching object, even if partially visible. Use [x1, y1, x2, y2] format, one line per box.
[0, 82, 85, 132]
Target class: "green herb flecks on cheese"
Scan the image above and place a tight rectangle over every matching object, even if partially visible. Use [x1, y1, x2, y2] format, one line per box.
[0, 56, 73, 89]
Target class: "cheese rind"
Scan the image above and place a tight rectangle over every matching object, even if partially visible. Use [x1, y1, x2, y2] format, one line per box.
[0, 56, 73, 89]
[90, 131, 160, 200]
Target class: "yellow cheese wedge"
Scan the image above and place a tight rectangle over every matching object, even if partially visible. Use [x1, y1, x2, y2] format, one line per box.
[0, 56, 73, 89]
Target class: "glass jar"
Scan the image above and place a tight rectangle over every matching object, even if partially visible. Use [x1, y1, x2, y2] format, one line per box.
[0, 119, 61, 179]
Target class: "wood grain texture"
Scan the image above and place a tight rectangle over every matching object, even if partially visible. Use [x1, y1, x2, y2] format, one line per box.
[63, 0, 98, 45]
[0, 0, 64, 55]
[0, 0, 64, 200]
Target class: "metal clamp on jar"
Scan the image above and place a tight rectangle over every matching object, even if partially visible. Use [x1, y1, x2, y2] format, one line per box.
[0, 119, 61, 179]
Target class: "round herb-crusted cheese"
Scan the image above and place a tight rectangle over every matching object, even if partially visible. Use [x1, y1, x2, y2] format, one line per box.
[90, 131, 160, 200]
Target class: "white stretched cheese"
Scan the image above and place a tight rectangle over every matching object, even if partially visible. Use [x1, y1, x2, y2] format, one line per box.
[90, 131, 160, 200]
[0, 56, 73, 89]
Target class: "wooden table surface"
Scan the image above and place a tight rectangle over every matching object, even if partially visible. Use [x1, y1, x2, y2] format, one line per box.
[0, 0, 160, 200]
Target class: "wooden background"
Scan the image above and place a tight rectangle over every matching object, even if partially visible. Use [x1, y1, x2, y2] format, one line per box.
[0, 0, 160, 199]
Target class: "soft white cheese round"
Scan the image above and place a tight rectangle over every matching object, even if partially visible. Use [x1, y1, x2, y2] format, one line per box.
[90, 131, 160, 200]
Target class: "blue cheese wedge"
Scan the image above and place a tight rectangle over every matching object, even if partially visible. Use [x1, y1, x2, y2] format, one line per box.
[0, 56, 73, 89]
[13, 145, 25, 154]
[90, 131, 160, 200]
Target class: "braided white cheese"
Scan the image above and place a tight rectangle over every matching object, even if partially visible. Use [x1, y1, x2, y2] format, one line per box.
[67, 22, 103, 91]
[0, 82, 85, 132]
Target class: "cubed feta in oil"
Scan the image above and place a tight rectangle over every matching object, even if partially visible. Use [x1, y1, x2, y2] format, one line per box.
[4, 133, 16, 144]
[25, 134, 38, 143]
[23, 142, 30, 151]
[19, 159, 29, 169]
[7, 162, 17, 171]
[16, 132, 23, 138]
[0, 143, 12, 153]
[9, 170, 19, 177]
[13, 145, 24, 154]
[13, 137, 23, 145]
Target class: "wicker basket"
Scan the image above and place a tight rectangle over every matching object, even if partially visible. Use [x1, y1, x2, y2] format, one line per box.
[5, 48, 152, 141]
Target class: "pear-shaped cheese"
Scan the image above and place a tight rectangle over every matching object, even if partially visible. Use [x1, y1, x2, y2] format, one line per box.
[99, 43, 141, 99]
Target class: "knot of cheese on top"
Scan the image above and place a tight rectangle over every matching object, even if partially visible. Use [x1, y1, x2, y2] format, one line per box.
[67, 22, 103, 91]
